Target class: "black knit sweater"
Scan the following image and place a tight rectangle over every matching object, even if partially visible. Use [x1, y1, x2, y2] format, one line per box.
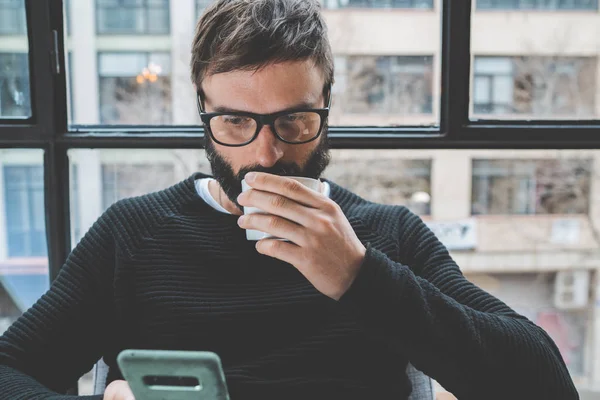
[0, 172, 578, 399]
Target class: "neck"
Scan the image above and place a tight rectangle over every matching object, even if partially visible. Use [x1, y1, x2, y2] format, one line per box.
[208, 179, 243, 215]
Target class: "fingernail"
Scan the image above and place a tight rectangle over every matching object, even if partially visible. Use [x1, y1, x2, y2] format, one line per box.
[238, 215, 246, 226]
[245, 172, 256, 182]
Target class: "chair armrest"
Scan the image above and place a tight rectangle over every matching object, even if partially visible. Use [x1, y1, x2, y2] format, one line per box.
[406, 363, 435, 400]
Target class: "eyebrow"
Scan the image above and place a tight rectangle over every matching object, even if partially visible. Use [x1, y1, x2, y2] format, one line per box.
[211, 101, 319, 114]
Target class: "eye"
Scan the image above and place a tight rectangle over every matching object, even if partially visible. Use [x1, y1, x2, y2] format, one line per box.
[223, 115, 252, 126]
[281, 114, 299, 122]
[280, 113, 308, 123]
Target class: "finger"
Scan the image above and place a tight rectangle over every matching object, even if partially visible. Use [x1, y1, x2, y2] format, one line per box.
[244, 172, 326, 209]
[238, 213, 306, 246]
[237, 189, 314, 227]
[255, 238, 303, 266]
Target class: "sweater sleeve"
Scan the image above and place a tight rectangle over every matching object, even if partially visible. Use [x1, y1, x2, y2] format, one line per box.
[0, 208, 118, 399]
[339, 209, 579, 400]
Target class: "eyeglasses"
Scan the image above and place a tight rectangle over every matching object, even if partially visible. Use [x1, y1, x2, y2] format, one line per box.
[196, 86, 331, 147]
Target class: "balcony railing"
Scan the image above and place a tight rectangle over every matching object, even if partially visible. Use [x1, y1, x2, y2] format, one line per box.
[477, 0, 599, 10]
[0, 0, 26, 35]
[96, 0, 170, 35]
[322, 0, 434, 9]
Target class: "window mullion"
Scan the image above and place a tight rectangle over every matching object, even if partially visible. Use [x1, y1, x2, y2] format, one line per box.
[441, 0, 472, 138]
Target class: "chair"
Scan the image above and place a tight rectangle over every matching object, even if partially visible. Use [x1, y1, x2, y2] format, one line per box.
[92, 358, 435, 399]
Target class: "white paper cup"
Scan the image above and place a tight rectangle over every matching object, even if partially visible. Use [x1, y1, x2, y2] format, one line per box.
[241, 176, 322, 241]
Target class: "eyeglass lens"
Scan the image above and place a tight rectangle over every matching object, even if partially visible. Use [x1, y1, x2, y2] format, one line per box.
[209, 111, 322, 145]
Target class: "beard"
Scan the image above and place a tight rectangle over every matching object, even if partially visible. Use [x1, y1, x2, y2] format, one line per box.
[204, 127, 331, 212]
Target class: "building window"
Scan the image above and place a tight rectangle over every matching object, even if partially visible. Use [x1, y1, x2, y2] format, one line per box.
[476, 0, 598, 10]
[471, 159, 592, 215]
[473, 56, 597, 118]
[325, 155, 432, 215]
[336, 56, 433, 115]
[322, 0, 433, 8]
[0, 53, 30, 118]
[98, 52, 172, 124]
[0, 0, 26, 35]
[101, 164, 175, 209]
[3, 166, 47, 257]
[96, 0, 170, 35]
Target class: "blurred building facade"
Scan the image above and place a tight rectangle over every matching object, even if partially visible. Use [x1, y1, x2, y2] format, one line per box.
[0, 0, 600, 394]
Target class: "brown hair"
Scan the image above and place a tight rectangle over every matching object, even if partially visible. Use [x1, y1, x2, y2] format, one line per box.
[190, 0, 334, 98]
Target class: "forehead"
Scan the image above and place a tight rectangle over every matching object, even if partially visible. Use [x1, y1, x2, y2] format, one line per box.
[201, 60, 325, 113]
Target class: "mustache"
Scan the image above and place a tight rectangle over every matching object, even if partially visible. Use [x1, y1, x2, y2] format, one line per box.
[236, 162, 303, 181]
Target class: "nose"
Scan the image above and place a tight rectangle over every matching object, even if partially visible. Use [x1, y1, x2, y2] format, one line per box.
[253, 124, 284, 168]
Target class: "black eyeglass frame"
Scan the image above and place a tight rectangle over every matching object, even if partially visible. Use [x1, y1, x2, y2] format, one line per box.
[196, 85, 332, 147]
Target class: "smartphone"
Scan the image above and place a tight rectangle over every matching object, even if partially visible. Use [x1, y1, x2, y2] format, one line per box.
[116, 349, 230, 400]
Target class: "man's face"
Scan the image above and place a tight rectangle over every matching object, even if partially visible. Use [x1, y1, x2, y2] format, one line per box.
[201, 60, 331, 210]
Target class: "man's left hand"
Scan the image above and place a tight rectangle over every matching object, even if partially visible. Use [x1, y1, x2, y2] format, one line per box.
[237, 172, 366, 300]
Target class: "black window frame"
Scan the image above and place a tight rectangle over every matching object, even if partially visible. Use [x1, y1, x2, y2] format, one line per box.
[0, 1, 600, 373]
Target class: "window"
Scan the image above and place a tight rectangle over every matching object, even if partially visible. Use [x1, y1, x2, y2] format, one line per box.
[96, 0, 170, 34]
[473, 56, 597, 119]
[3, 166, 47, 257]
[0, 151, 49, 337]
[322, 0, 434, 8]
[102, 163, 175, 209]
[98, 52, 172, 124]
[332, 56, 434, 125]
[472, 6, 600, 122]
[471, 159, 592, 215]
[326, 153, 432, 215]
[0, 0, 26, 35]
[0, 53, 30, 119]
[476, 0, 598, 10]
[473, 58, 514, 115]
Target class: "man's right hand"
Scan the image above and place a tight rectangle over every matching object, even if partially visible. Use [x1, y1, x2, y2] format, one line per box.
[103, 380, 135, 400]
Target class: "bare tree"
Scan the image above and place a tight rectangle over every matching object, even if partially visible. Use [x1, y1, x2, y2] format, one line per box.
[512, 56, 597, 118]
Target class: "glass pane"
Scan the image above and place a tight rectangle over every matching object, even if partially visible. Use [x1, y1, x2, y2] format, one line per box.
[326, 151, 432, 215]
[65, 0, 440, 126]
[0, 0, 31, 119]
[0, 149, 48, 335]
[472, 3, 600, 119]
[68, 149, 205, 250]
[68, 147, 598, 396]
[326, 8, 440, 126]
[98, 52, 171, 124]
[67, 147, 432, 394]
[461, 149, 599, 393]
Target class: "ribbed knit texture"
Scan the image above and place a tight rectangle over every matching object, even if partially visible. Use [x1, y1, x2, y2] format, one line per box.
[0, 172, 578, 400]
